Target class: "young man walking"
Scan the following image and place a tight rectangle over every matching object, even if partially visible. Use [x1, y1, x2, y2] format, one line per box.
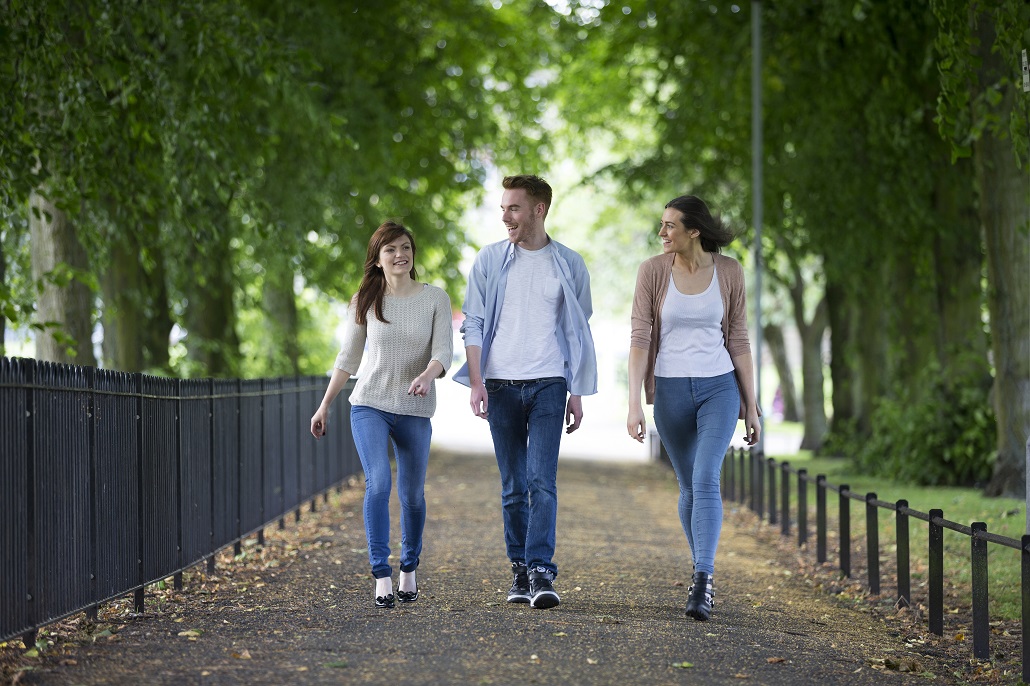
[455, 174, 597, 609]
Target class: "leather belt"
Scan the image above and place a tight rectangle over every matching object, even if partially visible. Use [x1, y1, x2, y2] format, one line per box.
[485, 377, 565, 386]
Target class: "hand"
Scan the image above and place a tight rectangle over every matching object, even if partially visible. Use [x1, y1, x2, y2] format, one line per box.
[742, 406, 761, 446]
[565, 395, 583, 434]
[310, 407, 328, 439]
[470, 382, 488, 419]
[627, 407, 646, 443]
[407, 371, 433, 397]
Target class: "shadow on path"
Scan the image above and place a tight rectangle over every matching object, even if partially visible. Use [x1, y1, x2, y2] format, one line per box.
[21, 451, 956, 685]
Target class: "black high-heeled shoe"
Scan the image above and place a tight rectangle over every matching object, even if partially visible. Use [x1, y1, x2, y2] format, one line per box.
[396, 588, 419, 603]
[374, 593, 395, 609]
[685, 571, 714, 621]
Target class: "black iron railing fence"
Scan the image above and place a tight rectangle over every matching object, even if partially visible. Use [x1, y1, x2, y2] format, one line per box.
[0, 356, 360, 646]
[716, 446, 1028, 683]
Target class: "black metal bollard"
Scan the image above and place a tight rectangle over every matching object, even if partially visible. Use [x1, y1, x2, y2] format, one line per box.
[928, 509, 944, 636]
[970, 522, 989, 659]
[780, 462, 790, 537]
[816, 475, 827, 564]
[1021, 535, 1029, 685]
[896, 500, 910, 607]
[839, 485, 851, 578]
[797, 469, 808, 548]
[865, 493, 879, 594]
[767, 458, 777, 525]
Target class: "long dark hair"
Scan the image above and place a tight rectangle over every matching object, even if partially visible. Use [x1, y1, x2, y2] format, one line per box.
[355, 221, 418, 325]
[664, 195, 734, 253]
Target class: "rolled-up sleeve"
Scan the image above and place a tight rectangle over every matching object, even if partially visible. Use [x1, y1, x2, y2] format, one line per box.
[333, 303, 366, 374]
[459, 254, 487, 348]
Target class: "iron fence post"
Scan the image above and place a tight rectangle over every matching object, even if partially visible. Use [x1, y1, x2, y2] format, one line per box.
[1021, 534, 1029, 685]
[767, 457, 776, 525]
[86, 366, 98, 621]
[753, 449, 762, 512]
[797, 469, 808, 548]
[207, 379, 216, 575]
[816, 474, 827, 564]
[970, 522, 989, 659]
[780, 462, 790, 537]
[839, 485, 850, 577]
[738, 448, 746, 504]
[23, 359, 37, 650]
[174, 379, 183, 592]
[928, 509, 944, 635]
[865, 493, 879, 594]
[133, 373, 145, 614]
[896, 499, 910, 608]
[234, 379, 242, 558]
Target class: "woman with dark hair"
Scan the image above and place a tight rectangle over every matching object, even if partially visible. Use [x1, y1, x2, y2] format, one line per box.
[311, 221, 453, 608]
[626, 195, 760, 621]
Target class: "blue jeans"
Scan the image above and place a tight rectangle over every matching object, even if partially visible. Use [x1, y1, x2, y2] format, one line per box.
[350, 405, 432, 579]
[485, 377, 567, 577]
[653, 372, 739, 576]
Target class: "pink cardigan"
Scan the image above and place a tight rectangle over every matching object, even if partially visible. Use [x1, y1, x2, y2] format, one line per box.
[630, 252, 752, 406]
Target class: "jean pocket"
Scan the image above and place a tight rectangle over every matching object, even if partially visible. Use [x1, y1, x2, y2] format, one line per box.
[484, 380, 503, 393]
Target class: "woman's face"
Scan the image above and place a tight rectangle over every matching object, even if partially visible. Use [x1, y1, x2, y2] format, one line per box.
[658, 208, 697, 253]
[376, 235, 415, 277]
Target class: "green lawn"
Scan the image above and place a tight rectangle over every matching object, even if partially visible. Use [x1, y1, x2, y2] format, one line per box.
[742, 433, 1026, 621]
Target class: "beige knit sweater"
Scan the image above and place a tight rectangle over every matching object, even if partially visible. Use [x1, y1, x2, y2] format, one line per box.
[335, 284, 453, 418]
[630, 252, 751, 405]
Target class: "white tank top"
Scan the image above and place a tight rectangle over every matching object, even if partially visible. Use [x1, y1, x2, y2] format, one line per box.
[655, 266, 735, 378]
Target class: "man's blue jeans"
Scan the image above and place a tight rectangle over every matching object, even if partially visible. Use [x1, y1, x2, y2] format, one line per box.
[350, 405, 432, 579]
[485, 377, 567, 577]
[653, 372, 739, 576]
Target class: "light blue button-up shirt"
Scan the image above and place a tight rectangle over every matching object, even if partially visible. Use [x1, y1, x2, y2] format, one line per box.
[454, 238, 598, 396]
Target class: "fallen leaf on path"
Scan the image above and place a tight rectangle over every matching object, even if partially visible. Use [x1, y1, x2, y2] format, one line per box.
[177, 630, 202, 638]
[766, 657, 785, 664]
[733, 673, 749, 679]
[671, 662, 694, 669]
[231, 649, 252, 659]
[553, 632, 567, 637]
[587, 658, 598, 665]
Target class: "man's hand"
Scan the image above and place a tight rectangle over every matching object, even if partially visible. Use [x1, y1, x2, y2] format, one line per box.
[565, 394, 583, 434]
[470, 381, 489, 419]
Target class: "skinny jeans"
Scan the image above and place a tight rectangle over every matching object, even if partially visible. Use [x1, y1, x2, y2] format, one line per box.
[350, 405, 432, 579]
[653, 372, 739, 575]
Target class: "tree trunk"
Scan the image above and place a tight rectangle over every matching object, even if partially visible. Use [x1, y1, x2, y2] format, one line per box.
[826, 279, 854, 441]
[101, 220, 173, 373]
[852, 261, 888, 437]
[262, 263, 301, 376]
[140, 224, 173, 373]
[975, 14, 1029, 498]
[788, 267, 828, 451]
[181, 225, 240, 378]
[29, 190, 96, 366]
[102, 230, 145, 372]
[763, 322, 800, 422]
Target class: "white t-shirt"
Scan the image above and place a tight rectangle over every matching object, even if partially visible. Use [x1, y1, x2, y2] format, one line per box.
[655, 267, 734, 378]
[484, 245, 566, 380]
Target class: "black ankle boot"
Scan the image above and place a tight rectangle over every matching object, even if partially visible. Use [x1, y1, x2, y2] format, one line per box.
[685, 571, 714, 621]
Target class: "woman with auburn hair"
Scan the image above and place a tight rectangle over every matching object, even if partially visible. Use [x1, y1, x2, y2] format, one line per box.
[311, 221, 453, 608]
[626, 195, 761, 621]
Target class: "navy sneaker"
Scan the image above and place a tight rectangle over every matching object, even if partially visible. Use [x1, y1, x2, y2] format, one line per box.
[528, 567, 560, 609]
[507, 563, 531, 603]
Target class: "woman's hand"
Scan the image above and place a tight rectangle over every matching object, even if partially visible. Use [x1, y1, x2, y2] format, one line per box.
[311, 406, 329, 438]
[407, 370, 434, 397]
[627, 407, 647, 443]
[742, 405, 761, 446]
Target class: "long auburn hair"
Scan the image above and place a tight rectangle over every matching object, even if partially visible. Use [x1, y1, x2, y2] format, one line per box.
[354, 221, 418, 325]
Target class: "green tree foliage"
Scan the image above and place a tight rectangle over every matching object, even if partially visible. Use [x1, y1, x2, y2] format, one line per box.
[0, 0, 554, 377]
[552, 0, 1014, 491]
